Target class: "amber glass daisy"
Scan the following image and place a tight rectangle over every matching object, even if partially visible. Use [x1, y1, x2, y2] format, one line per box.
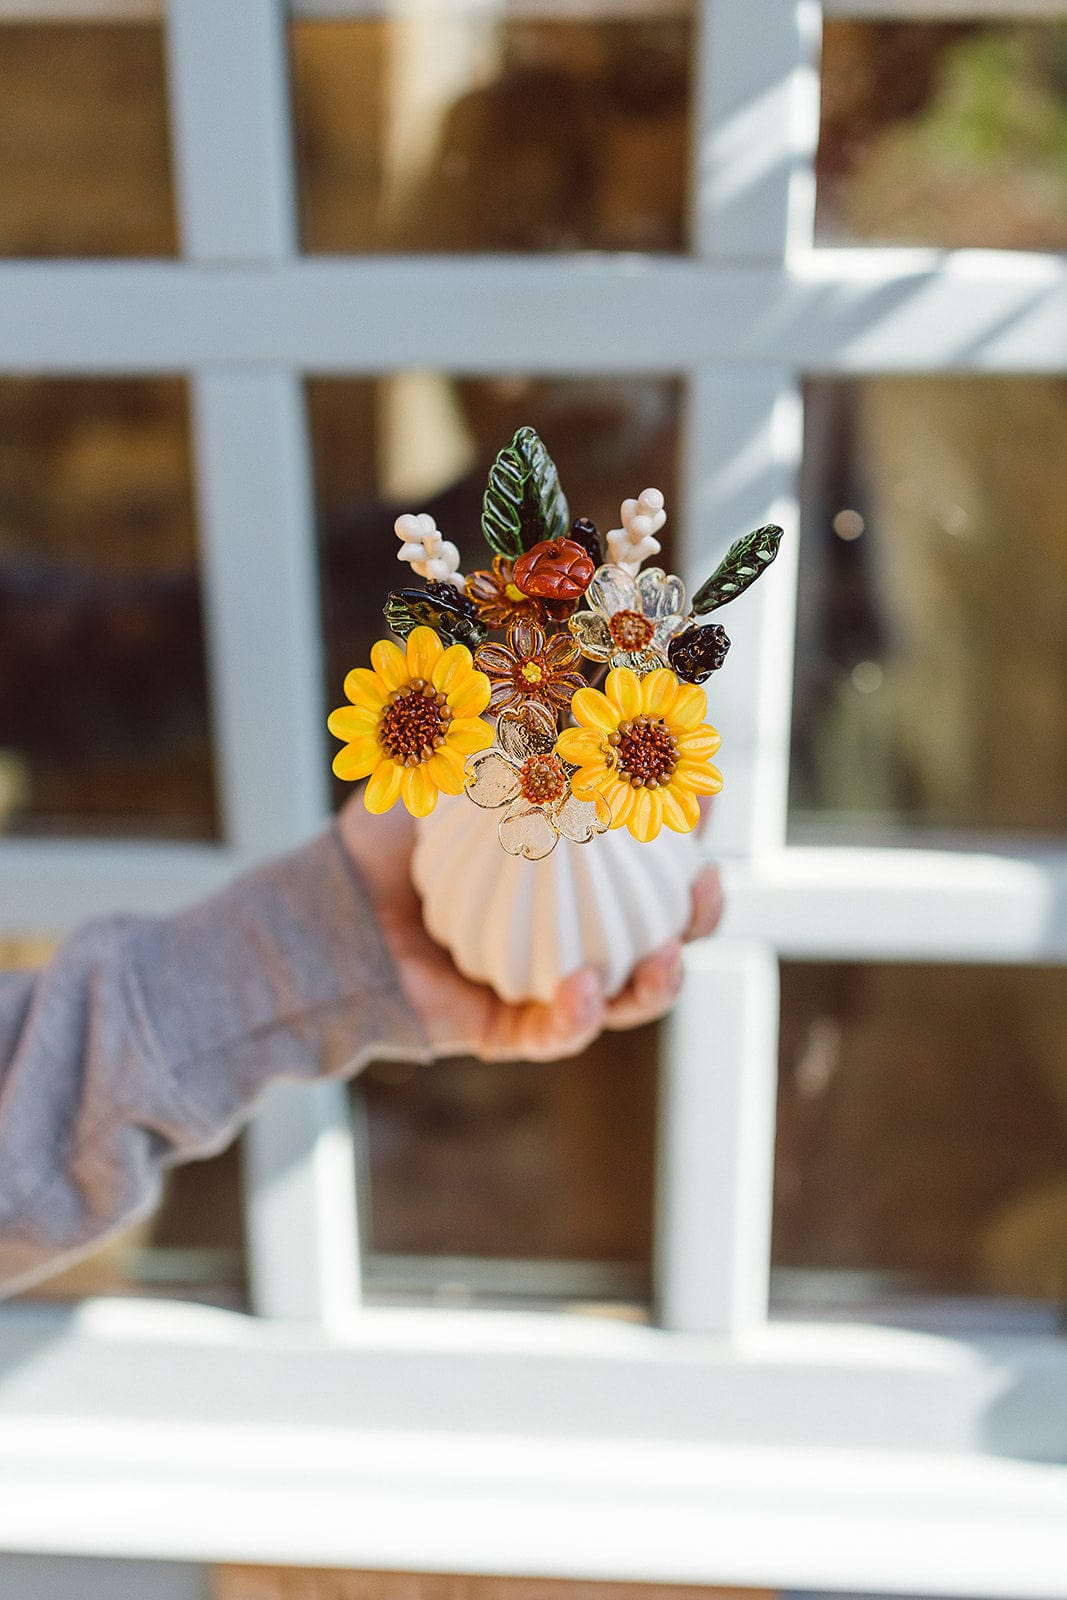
[465, 555, 547, 630]
[328, 625, 493, 817]
[555, 665, 722, 842]
[474, 618, 586, 717]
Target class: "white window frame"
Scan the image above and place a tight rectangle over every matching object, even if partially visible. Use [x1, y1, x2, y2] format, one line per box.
[1, 0, 1067, 1592]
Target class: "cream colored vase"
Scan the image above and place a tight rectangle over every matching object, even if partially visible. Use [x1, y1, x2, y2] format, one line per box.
[411, 793, 702, 1005]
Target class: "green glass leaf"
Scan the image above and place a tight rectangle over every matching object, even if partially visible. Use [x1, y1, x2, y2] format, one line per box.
[481, 426, 570, 558]
[691, 524, 783, 615]
[384, 588, 486, 651]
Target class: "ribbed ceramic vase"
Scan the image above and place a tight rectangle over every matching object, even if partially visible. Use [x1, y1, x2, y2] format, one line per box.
[411, 793, 702, 1004]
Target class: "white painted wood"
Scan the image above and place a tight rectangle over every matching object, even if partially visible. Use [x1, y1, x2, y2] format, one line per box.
[242, 1080, 361, 1324]
[722, 842, 1067, 960]
[656, 940, 779, 1335]
[0, 1556, 208, 1600]
[189, 372, 327, 854]
[693, 0, 821, 258]
[164, 0, 296, 262]
[0, 842, 245, 929]
[681, 370, 801, 857]
[2, 1302, 1067, 1590]
[0, 256, 1062, 372]
[823, 0, 1067, 15]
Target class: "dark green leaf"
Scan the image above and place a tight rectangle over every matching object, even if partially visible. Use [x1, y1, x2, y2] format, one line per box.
[691, 524, 783, 615]
[481, 426, 569, 558]
[384, 588, 486, 651]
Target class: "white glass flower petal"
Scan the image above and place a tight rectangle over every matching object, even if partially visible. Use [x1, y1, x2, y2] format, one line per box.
[553, 789, 611, 844]
[497, 703, 557, 763]
[588, 564, 638, 619]
[636, 567, 686, 620]
[498, 799, 559, 860]
[610, 649, 662, 676]
[651, 614, 688, 653]
[568, 610, 613, 660]
[464, 750, 521, 809]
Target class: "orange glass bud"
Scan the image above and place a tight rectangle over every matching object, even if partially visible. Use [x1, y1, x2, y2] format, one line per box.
[513, 538, 595, 602]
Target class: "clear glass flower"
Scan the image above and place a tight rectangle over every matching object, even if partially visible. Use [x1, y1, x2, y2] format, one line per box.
[567, 564, 690, 676]
[464, 701, 611, 860]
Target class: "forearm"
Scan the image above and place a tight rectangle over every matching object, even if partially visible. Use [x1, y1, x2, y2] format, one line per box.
[0, 827, 428, 1299]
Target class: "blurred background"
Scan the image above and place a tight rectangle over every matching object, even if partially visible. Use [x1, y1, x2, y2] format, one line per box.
[1, 9, 1067, 1343]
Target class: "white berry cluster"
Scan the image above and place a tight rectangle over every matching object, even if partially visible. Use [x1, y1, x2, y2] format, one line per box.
[606, 488, 666, 575]
[394, 512, 464, 590]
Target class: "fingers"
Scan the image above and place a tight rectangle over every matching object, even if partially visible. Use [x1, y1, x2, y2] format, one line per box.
[481, 966, 607, 1063]
[684, 865, 724, 943]
[604, 939, 685, 1031]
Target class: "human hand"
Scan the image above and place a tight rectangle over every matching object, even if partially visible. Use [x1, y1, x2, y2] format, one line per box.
[337, 793, 722, 1063]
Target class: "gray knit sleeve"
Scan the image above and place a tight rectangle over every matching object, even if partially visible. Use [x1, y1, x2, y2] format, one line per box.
[0, 826, 429, 1299]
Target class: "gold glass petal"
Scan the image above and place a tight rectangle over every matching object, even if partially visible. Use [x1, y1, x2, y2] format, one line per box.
[588, 564, 638, 619]
[571, 686, 620, 735]
[473, 642, 516, 676]
[370, 638, 409, 691]
[567, 610, 613, 660]
[498, 702, 556, 763]
[464, 750, 522, 809]
[508, 616, 545, 661]
[553, 789, 611, 844]
[556, 726, 609, 766]
[406, 624, 444, 681]
[498, 798, 560, 861]
[364, 759, 404, 813]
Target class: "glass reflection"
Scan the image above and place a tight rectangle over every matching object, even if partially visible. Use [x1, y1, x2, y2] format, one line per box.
[0, 378, 218, 840]
[0, 24, 176, 257]
[817, 21, 1067, 251]
[291, 15, 692, 254]
[791, 377, 1067, 838]
[775, 961, 1067, 1324]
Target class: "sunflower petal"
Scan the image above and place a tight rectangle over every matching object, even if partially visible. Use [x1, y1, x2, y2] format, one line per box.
[343, 667, 388, 711]
[603, 779, 634, 828]
[426, 745, 466, 794]
[571, 686, 619, 735]
[448, 716, 495, 754]
[606, 666, 642, 721]
[448, 672, 492, 718]
[677, 725, 722, 759]
[432, 641, 475, 694]
[364, 760, 403, 813]
[332, 742, 380, 782]
[328, 705, 379, 742]
[401, 762, 438, 817]
[405, 625, 444, 682]
[639, 667, 679, 719]
[674, 758, 723, 795]
[628, 786, 663, 842]
[660, 783, 700, 832]
[670, 682, 709, 731]
[569, 762, 613, 800]
[556, 727, 609, 766]
[370, 639, 409, 692]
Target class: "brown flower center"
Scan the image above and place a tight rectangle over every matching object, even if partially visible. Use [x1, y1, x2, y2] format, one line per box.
[378, 679, 452, 766]
[519, 753, 568, 805]
[609, 609, 655, 652]
[611, 715, 678, 789]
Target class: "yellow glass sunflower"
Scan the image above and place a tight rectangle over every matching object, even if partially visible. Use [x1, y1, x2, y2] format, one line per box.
[328, 625, 493, 817]
[555, 665, 722, 842]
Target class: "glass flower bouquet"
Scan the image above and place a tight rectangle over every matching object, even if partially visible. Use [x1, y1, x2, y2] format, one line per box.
[329, 427, 780, 1001]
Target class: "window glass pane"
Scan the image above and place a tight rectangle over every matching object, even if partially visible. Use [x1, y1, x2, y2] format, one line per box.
[790, 377, 1067, 839]
[0, 23, 177, 257]
[310, 370, 682, 1305]
[0, 378, 219, 840]
[816, 21, 1067, 251]
[291, 13, 692, 254]
[774, 960, 1067, 1331]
